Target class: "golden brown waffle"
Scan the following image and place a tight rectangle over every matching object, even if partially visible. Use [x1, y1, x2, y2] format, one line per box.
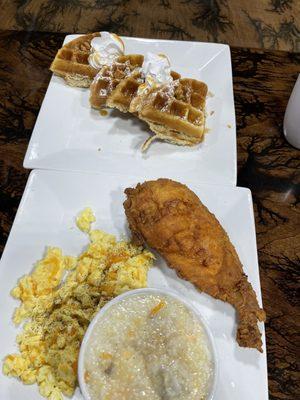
[89, 54, 144, 111]
[51, 33, 208, 150]
[108, 69, 181, 113]
[50, 33, 100, 88]
[90, 55, 181, 113]
[129, 78, 207, 150]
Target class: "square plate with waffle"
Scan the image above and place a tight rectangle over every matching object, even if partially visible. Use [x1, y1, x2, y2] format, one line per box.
[24, 34, 236, 185]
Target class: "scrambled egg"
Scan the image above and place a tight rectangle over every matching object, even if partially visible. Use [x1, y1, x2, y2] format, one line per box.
[3, 208, 154, 400]
[76, 207, 95, 233]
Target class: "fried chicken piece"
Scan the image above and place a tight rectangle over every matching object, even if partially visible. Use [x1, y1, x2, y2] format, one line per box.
[124, 179, 266, 352]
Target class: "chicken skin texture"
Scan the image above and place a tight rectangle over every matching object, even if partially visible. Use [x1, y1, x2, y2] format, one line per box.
[124, 179, 266, 352]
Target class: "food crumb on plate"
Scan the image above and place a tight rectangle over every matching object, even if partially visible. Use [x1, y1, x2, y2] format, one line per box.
[76, 207, 95, 232]
[99, 109, 108, 117]
[227, 124, 232, 128]
[3, 209, 154, 400]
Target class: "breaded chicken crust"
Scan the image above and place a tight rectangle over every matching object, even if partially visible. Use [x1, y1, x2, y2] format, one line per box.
[124, 179, 266, 352]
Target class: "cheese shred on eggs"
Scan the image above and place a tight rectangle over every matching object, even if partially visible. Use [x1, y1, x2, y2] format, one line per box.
[3, 208, 154, 400]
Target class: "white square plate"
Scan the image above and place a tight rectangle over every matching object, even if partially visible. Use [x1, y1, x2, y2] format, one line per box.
[24, 35, 236, 186]
[0, 170, 267, 399]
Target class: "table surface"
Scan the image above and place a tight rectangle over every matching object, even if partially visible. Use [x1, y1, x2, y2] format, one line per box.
[0, 30, 299, 399]
[1, 0, 300, 52]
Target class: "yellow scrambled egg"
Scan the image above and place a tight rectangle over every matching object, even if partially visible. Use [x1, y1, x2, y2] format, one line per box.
[3, 208, 154, 400]
[76, 207, 95, 233]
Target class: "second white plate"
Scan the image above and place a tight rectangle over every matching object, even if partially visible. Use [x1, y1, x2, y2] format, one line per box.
[0, 169, 267, 399]
[24, 35, 236, 186]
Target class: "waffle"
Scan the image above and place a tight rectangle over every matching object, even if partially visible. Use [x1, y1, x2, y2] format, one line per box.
[129, 78, 208, 150]
[90, 55, 181, 113]
[50, 33, 100, 88]
[108, 69, 181, 113]
[90, 54, 144, 112]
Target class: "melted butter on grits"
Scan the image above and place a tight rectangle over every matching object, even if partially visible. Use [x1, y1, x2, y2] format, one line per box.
[3, 208, 154, 400]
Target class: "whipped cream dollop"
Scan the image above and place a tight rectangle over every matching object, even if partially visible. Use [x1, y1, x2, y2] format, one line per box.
[88, 32, 124, 69]
[141, 52, 173, 86]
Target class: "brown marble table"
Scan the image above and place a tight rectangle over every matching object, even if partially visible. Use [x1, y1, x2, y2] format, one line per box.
[0, 31, 299, 399]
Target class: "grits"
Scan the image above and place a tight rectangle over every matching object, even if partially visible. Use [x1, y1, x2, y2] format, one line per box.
[84, 293, 213, 400]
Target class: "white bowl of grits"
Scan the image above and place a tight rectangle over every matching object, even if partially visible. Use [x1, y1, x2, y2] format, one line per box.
[78, 288, 217, 400]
